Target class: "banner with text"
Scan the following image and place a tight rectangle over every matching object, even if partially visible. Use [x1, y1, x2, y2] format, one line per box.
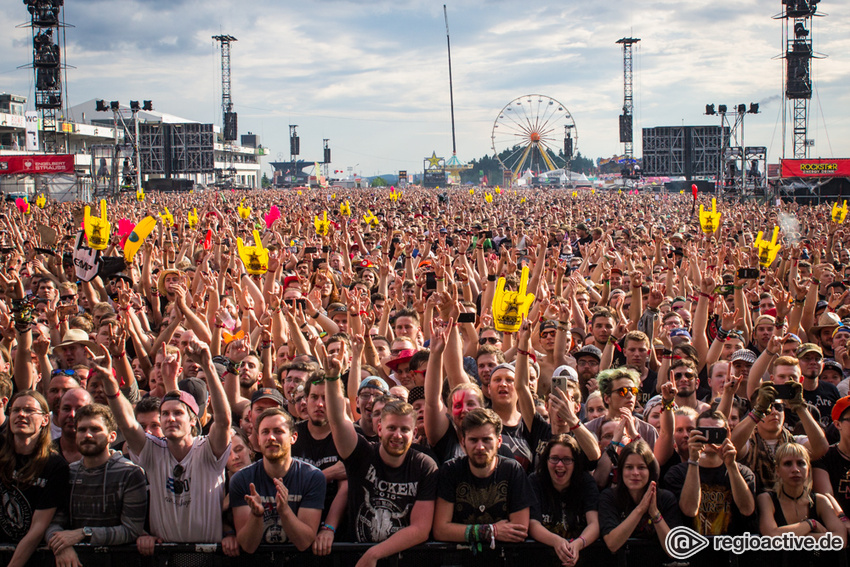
[0, 154, 75, 175]
[780, 158, 850, 178]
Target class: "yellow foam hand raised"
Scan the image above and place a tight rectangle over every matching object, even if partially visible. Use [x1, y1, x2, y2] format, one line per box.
[238, 200, 251, 220]
[237, 230, 269, 275]
[136, 188, 145, 202]
[35, 194, 46, 209]
[123, 216, 156, 263]
[754, 226, 781, 268]
[84, 199, 111, 250]
[469, 188, 475, 195]
[187, 208, 199, 229]
[340, 200, 352, 217]
[389, 188, 400, 202]
[363, 209, 379, 227]
[572, 191, 578, 197]
[495, 186, 501, 195]
[832, 201, 848, 224]
[314, 211, 331, 236]
[492, 266, 535, 333]
[485, 193, 493, 203]
[520, 197, 526, 204]
[159, 207, 174, 227]
[699, 198, 722, 235]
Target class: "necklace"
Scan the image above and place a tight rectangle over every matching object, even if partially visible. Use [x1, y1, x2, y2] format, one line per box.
[781, 488, 805, 501]
[781, 488, 808, 522]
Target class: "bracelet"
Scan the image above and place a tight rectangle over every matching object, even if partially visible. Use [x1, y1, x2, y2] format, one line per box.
[324, 375, 341, 381]
[652, 512, 663, 524]
[106, 390, 121, 399]
[699, 292, 716, 300]
[611, 440, 625, 448]
[311, 311, 320, 319]
[260, 342, 272, 350]
[320, 523, 336, 533]
[748, 410, 764, 423]
[578, 535, 587, 549]
[114, 351, 126, 359]
[633, 434, 641, 442]
[569, 421, 582, 431]
[765, 350, 778, 357]
[807, 518, 816, 531]
[839, 514, 849, 523]
[662, 400, 676, 412]
[687, 459, 699, 466]
[487, 274, 497, 282]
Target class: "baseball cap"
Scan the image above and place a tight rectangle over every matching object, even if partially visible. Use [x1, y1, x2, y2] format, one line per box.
[177, 378, 208, 418]
[730, 349, 757, 364]
[573, 345, 602, 362]
[832, 395, 850, 422]
[553, 365, 579, 382]
[670, 328, 692, 340]
[822, 360, 843, 375]
[408, 386, 425, 404]
[162, 390, 200, 417]
[251, 387, 285, 407]
[796, 343, 823, 359]
[358, 376, 389, 395]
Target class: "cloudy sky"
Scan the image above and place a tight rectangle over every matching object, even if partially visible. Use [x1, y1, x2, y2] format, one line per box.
[2, 0, 848, 177]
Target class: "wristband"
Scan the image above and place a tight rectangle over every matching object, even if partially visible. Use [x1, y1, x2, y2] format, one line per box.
[320, 523, 336, 533]
[569, 421, 582, 431]
[106, 390, 121, 399]
[687, 459, 699, 466]
[748, 410, 764, 423]
[578, 535, 587, 549]
[324, 375, 341, 381]
[487, 274, 497, 282]
[652, 512, 663, 524]
[611, 440, 625, 448]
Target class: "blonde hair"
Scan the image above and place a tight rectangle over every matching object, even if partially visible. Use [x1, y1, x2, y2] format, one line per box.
[773, 442, 813, 503]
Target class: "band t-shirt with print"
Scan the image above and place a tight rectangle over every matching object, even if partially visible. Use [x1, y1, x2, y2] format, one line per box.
[529, 470, 599, 539]
[437, 456, 534, 524]
[343, 435, 438, 543]
[0, 449, 68, 543]
[230, 458, 326, 544]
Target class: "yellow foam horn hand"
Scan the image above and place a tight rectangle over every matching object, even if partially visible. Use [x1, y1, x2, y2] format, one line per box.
[754, 226, 781, 267]
[84, 199, 111, 250]
[485, 193, 493, 203]
[314, 211, 330, 236]
[699, 198, 722, 234]
[237, 230, 269, 275]
[188, 208, 199, 229]
[136, 189, 145, 202]
[469, 188, 474, 195]
[123, 216, 156, 263]
[492, 266, 535, 333]
[363, 210, 378, 227]
[495, 186, 501, 195]
[340, 200, 352, 217]
[831, 201, 848, 223]
[160, 207, 174, 227]
[238, 200, 251, 220]
[35, 194, 46, 209]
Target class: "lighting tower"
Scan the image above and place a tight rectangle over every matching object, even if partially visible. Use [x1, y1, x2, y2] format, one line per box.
[212, 34, 237, 141]
[778, 1, 819, 158]
[616, 37, 640, 163]
[24, 0, 68, 153]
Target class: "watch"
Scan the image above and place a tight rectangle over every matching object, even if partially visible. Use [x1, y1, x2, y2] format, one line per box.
[82, 526, 93, 540]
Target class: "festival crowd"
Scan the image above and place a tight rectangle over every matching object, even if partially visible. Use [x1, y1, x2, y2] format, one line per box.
[3, 187, 850, 567]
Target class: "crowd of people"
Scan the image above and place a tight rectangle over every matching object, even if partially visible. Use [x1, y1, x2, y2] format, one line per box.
[2, 186, 850, 567]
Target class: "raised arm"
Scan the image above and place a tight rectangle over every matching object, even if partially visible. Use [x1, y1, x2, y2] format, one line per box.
[185, 337, 231, 457]
[325, 352, 358, 459]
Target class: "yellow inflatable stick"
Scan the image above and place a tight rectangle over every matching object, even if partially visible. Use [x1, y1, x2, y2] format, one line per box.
[832, 201, 848, 224]
[238, 200, 251, 220]
[123, 216, 157, 263]
[187, 208, 199, 230]
[340, 200, 352, 217]
[160, 207, 174, 227]
[35, 194, 46, 209]
[520, 197, 526, 204]
[492, 266, 536, 333]
[84, 199, 111, 250]
[754, 226, 781, 268]
[314, 211, 331, 236]
[237, 230, 269, 275]
[363, 210, 379, 227]
[699, 198, 722, 235]
[485, 193, 493, 203]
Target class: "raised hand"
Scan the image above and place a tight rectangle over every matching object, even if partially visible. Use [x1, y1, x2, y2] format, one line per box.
[492, 265, 535, 333]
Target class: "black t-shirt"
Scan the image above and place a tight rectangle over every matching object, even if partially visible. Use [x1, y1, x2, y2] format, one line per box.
[430, 420, 514, 466]
[0, 449, 69, 543]
[342, 435, 438, 543]
[803, 381, 840, 429]
[598, 486, 681, 541]
[813, 445, 850, 515]
[291, 421, 341, 520]
[500, 419, 535, 472]
[437, 456, 534, 525]
[529, 471, 599, 539]
[663, 462, 756, 536]
[524, 415, 598, 473]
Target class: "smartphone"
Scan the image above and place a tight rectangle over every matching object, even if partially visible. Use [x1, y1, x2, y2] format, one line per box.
[697, 426, 727, 445]
[483, 230, 493, 239]
[774, 383, 795, 400]
[425, 272, 437, 290]
[322, 245, 330, 253]
[312, 258, 323, 270]
[551, 376, 569, 394]
[457, 312, 476, 324]
[737, 268, 759, 279]
[296, 298, 307, 309]
[304, 246, 317, 254]
[34, 247, 55, 256]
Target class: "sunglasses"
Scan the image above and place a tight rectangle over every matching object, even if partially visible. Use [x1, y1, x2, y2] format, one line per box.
[479, 337, 500, 345]
[673, 372, 696, 380]
[614, 386, 639, 397]
[540, 330, 557, 339]
[172, 464, 185, 478]
[51, 369, 77, 377]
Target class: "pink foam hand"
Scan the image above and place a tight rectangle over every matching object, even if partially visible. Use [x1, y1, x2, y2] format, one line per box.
[117, 218, 136, 248]
[265, 205, 281, 228]
[15, 198, 29, 214]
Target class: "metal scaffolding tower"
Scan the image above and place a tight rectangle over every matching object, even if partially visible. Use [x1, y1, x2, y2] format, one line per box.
[616, 37, 640, 161]
[212, 34, 237, 141]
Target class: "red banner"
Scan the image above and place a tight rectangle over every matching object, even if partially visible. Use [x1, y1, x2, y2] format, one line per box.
[0, 154, 75, 175]
[780, 158, 850, 178]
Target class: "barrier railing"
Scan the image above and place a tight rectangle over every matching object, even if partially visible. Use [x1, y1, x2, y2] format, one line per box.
[1, 538, 846, 567]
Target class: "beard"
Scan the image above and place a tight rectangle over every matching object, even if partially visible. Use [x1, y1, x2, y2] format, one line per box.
[239, 375, 257, 389]
[310, 416, 328, 428]
[468, 450, 496, 470]
[381, 436, 411, 457]
[262, 443, 289, 463]
[78, 438, 109, 457]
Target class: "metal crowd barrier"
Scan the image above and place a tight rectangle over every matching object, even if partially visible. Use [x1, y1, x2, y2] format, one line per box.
[1, 539, 847, 567]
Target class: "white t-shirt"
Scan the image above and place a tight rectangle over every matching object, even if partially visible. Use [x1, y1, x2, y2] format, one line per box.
[129, 433, 230, 543]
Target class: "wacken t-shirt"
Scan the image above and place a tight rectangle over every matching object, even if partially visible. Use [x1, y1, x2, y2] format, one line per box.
[343, 435, 438, 543]
[0, 450, 69, 543]
[436, 456, 534, 525]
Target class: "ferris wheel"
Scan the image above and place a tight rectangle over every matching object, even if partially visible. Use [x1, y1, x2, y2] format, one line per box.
[491, 94, 578, 177]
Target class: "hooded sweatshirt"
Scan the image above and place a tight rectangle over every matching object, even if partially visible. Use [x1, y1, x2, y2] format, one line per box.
[45, 450, 147, 546]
